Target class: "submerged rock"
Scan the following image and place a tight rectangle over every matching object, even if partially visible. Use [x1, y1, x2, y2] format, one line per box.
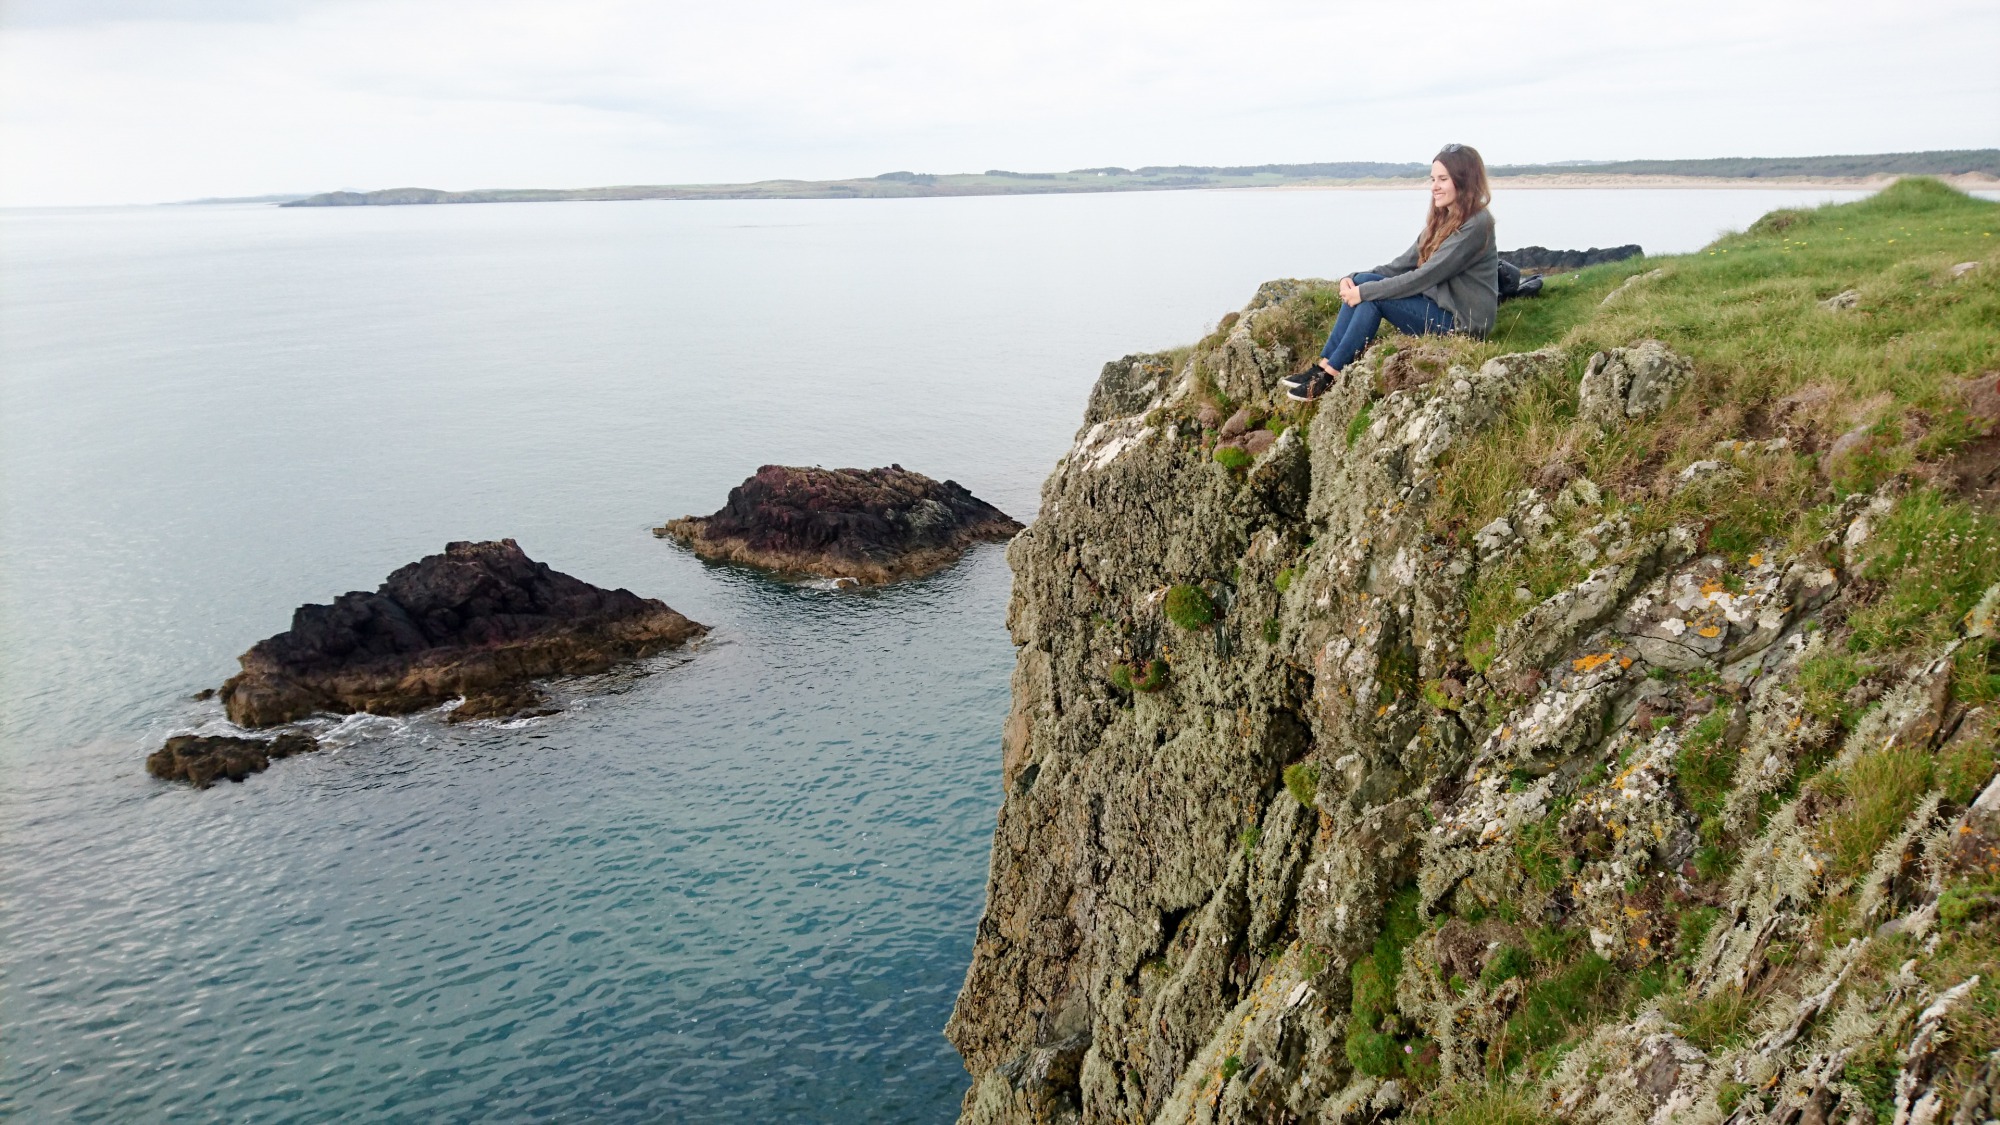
[147, 732, 320, 788]
[218, 539, 705, 727]
[448, 683, 560, 724]
[656, 464, 1022, 585]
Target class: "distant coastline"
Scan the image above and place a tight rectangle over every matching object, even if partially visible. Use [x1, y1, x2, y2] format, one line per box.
[277, 150, 2000, 207]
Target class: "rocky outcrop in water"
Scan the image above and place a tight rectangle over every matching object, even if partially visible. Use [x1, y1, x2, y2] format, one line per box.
[1500, 244, 1643, 273]
[217, 539, 705, 727]
[945, 268, 2000, 1123]
[146, 732, 320, 788]
[656, 465, 1023, 585]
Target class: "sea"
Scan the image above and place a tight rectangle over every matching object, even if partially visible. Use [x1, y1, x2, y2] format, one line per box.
[0, 184, 1907, 1122]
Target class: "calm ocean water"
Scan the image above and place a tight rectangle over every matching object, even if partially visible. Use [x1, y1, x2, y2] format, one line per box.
[0, 185, 1889, 1122]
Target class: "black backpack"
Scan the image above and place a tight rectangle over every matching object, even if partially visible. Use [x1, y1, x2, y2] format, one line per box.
[1498, 260, 1543, 302]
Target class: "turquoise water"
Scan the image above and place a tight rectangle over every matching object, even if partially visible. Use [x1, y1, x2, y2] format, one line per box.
[0, 186, 1883, 1122]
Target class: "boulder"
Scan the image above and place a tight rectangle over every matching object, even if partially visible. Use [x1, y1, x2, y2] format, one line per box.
[657, 465, 1022, 585]
[147, 732, 320, 788]
[1578, 340, 1694, 428]
[218, 539, 704, 727]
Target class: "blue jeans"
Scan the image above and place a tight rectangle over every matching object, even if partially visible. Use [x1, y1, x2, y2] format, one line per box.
[1319, 273, 1454, 371]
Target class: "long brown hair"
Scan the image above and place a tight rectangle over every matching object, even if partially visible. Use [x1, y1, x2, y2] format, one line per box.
[1417, 144, 1490, 263]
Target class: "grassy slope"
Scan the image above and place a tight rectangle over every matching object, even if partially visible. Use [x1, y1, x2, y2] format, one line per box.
[1437, 178, 2000, 658]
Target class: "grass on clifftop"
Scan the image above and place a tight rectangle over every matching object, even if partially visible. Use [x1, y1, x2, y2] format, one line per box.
[1416, 179, 2000, 666]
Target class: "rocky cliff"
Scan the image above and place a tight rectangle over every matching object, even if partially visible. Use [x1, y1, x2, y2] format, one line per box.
[947, 180, 2000, 1124]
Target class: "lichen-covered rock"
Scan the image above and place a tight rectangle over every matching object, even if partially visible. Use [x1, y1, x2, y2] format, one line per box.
[658, 464, 1022, 584]
[948, 277, 2000, 1125]
[1090, 354, 1181, 426]
[219, 539, 704, 727]
[1578, 339, 1693, 427]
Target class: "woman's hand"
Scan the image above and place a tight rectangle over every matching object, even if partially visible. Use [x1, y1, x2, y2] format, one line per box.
[1339, 276, 1362, 307]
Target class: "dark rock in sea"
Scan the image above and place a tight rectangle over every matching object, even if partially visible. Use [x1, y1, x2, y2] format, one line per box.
[656, 465, 1023, 585]
[218, 539, 705, 727]
[147, 732, 320, 788]
[1499, 244, 1644, 273]
[448, 683, 559, 724]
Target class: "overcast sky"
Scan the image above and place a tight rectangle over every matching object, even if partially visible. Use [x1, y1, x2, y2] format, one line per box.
[2, 0, 1995, 206]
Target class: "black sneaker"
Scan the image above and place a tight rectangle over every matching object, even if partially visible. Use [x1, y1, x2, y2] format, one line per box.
[1280, 366, 1320, 390]
[1286, 370, 1334, 401]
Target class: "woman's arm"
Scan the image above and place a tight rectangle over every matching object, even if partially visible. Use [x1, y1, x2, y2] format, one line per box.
[1355, 213, 1492, 304]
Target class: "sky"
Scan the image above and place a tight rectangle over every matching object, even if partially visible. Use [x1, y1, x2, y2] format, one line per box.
[1, 0, 1996, 206]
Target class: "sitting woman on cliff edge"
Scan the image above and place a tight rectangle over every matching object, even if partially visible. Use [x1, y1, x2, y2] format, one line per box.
[1283, 144, 1498, 401]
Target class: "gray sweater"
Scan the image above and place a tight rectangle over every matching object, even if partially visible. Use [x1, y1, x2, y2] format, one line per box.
[1355, 209, 1498, 337]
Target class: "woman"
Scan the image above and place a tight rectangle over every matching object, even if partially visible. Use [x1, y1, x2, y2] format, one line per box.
[1284, 144, 1498, 401]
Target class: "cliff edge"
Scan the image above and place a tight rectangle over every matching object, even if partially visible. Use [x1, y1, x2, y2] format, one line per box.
[948, 180, 2000, 1124]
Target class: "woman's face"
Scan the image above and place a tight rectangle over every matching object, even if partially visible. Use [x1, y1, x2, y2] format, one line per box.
[1430, 161, 1458, 208]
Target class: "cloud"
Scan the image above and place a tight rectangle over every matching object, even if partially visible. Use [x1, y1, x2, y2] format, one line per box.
[2, 0, 1996, 205]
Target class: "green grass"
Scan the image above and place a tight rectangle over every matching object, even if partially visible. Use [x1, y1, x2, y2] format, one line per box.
[1213, 445, 1252, 470]
[1849, 486, 2000, 652]
[1816, 740, 1935, 883]
[1939, 721, 1999, 806]
[1283, 761, 1319, 807]
[1678, 906, 1722, 958]
[1939, 881, 2000, 930]
[1499, 953, 1618, 1069]
[1514, 815, 1569, 892]
[1406, 1089, 1547, 1125]
[1666, 984, 1760, 1051]
[1675, 706, 1738, 830]
[1954, 639, 2000, 709]
[1345, 397, 1375, 448]
[1796, 646, 1874, 730]
[1347, 888, 1425, 1077]
[1479, 945, 1532, 988]
[1163, 584, 1215, 630]
[1108, 659, 1168, 694]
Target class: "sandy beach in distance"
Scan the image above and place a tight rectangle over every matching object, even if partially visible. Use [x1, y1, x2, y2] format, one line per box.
[1268, 172, 2000, 192]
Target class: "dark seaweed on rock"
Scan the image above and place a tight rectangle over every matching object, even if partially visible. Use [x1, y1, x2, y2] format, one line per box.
[657, 465, 1023, 584]
[218, 539, 705, 727]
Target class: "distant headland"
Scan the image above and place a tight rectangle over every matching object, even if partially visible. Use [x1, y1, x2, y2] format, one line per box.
[279, 150, 2000, 207]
